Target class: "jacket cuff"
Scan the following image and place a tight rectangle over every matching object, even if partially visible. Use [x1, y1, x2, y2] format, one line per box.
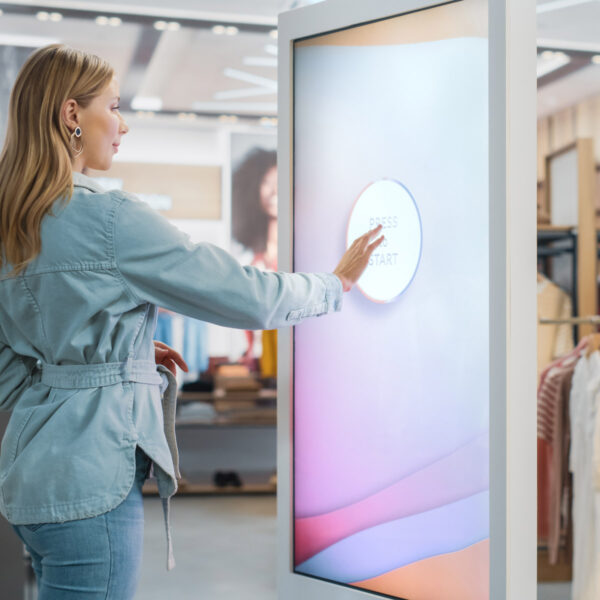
[317, 273, 344, 314]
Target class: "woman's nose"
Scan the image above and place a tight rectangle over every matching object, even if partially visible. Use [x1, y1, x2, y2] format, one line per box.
[120, 116, 129, 135]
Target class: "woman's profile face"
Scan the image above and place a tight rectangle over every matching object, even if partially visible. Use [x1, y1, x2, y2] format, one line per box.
[77, 77, 128, 171]
[260, 165, 278, 219]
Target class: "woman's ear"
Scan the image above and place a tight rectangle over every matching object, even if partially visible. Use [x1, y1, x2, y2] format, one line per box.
[61, 98, 79, 132]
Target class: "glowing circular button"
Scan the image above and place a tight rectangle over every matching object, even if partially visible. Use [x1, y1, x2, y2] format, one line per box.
[347, 179, 422, 303]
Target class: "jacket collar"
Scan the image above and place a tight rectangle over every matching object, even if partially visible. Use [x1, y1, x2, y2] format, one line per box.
[72, 171, 106, 194]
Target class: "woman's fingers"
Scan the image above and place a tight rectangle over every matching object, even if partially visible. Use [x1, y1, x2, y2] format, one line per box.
[367, 234, 385, 254]
[154, 340, 189, 372]
[169, 350, 189, 372]
[363, 224, 383, 242]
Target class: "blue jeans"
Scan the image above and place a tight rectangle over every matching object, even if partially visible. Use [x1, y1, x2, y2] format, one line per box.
[12, 447, 151, 600]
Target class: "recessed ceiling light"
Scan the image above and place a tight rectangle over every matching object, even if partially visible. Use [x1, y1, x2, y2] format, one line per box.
[212, 25, 226, 35]
[36, 11, 50, 21]
[95, 15, 109, 26]
[225, 26, 239, 36]
[259, 117, 277, 127]
[243, 56, 278, 67]
[0, 33, 60, 47]
[218, 114, 238, 124]
[537, 50, 570, 78]
[109, 17, 122, 27]
[49, 12, 63, 22]
[537, 0, 596, 14]
[167, 21, 180, 31]
[592, 55, 600, 65]
[154, 20, 168, 31]
[136, 111, 156, 118]
[269, 30, 278, 39]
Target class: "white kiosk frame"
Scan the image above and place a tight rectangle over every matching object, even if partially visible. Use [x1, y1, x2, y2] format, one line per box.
[277, 1, 537, 598]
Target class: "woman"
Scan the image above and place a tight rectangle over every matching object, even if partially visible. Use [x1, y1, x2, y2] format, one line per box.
[231, 147, 278, 372]
[0, 45, 383, 599]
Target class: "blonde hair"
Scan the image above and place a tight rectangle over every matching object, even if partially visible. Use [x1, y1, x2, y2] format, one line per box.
[0, 44, 113, 275]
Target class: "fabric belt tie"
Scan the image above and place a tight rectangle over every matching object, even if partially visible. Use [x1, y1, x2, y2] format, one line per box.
[40, 359, 163, 389]
[40, 359, 179, 571]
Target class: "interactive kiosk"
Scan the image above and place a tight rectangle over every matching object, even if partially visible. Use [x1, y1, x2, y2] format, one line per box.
[277, 1, 536, 598]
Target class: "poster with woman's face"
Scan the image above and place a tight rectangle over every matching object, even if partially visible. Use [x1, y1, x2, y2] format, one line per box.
[230, 133, 277, 270]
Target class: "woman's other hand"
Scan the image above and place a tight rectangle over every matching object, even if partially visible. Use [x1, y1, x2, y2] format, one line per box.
[154, 340, 189, 377]
[333, 224, 385, 292]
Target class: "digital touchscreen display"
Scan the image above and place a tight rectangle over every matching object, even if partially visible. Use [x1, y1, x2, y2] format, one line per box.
[293, 1, 490, 598]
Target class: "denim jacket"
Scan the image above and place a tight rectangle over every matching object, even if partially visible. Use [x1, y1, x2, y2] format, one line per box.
[0, 172, 342, 567]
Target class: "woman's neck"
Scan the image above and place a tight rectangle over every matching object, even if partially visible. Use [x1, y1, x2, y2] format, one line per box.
[72, 156, 85, 174]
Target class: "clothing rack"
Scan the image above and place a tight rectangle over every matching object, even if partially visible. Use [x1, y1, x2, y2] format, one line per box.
[539, 316, 600, 326]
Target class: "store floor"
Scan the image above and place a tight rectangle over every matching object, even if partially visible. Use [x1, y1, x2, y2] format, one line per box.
[538, 583, 571, 599]
[136, 494, 277, 599]
[136, 495, 571, 599]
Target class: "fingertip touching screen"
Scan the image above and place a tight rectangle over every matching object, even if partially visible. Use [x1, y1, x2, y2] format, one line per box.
[292, 1, 490, 598]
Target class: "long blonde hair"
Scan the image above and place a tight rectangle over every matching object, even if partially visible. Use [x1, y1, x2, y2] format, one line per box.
[0, 44, 113, 275]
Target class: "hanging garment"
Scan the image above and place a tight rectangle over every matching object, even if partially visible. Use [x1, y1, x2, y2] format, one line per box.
[154, 310, 174, 347]
[260, 329, 277, 379]
[570, 352, 600, 600]
[537, 274, 574, 378]
[182, 317, 209, 375]
[537, 339, 587, 561]
[154, 312, 209, 376]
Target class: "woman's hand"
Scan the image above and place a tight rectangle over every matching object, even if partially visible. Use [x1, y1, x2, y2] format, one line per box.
[154, 340, 189, 377]
[333, 224, 385, 292]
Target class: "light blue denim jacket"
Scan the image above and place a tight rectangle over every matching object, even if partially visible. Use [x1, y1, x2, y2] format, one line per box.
[0, 172, 342, 567]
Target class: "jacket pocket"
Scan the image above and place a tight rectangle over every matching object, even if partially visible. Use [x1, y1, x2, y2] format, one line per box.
[1, 407, 36, 468]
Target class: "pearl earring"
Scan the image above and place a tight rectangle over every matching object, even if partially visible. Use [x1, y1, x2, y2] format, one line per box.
[70, 127, 83, 158]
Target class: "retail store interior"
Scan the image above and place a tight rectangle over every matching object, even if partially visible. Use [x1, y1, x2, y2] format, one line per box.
[0, 0, 599, 598]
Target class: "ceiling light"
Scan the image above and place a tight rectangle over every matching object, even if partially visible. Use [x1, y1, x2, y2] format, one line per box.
[212, 25, 226, 35]
[109, 17, 122, 27]
[154, 20, 168, 31]
[243, 56, 278, 67]
[269, 30, 278, 39]
[592, 55, 600, 65]
[0, 33, 60, 47]
[95, 15, 109, 25]
[537, 50, 571, 78]
[218, 114, 238, 124]
[225, 26, 239, 36]
[193, 101, 277, 112]
[178, 112, 197, 121]
[49, 12, 63, 22]
[537, 0, 597, 14]
[36, 11, 50, 21]
[259, 117, 277, 127]
[131, 96, 163, 111]
[167, 21, 180, 31]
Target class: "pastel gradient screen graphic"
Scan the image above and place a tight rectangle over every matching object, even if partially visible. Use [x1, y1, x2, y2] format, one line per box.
[292, 1, 490, 599]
